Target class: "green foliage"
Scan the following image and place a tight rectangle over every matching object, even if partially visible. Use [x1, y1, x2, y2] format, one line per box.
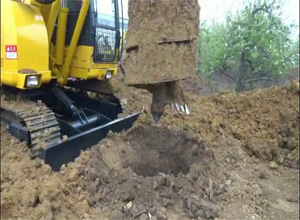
[198, 0, 299, 91]
[198, 22, 227, 77]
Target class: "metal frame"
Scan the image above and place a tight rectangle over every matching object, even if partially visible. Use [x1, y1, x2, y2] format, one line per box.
[42, 112, 139, 171]
[5, 123, 30, 144]
[2, 85, 140, 171]
[92, 0, 121, 63]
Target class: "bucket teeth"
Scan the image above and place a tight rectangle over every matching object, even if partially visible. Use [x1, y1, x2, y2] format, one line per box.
[170, 103, 190, 115]
[175, 103, 180, 111]
[184, 104, 190, 115]
[152, 112, 163, 124]
[170, 103, 175, 110]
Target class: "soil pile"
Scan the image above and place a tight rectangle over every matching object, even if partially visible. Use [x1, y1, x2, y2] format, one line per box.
[154, 84, 300, 169]
[0, 126, 97, 220]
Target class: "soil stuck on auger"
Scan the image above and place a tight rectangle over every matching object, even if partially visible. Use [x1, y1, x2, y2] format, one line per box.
[120, 0, 200, 122]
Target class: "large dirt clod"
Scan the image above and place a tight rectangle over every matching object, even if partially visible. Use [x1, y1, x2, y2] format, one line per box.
[123, 41, 198, 85]
[125, 0, 200, 48]
[123, 0, 200, 85]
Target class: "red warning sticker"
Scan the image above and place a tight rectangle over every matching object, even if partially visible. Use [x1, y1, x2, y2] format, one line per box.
[6, 45, 18, 59]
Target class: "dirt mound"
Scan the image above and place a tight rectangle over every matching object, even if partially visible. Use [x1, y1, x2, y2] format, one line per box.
[108, 77, 300, 168]
[0, 127, 97, 220]
[155, 85, 300, 169]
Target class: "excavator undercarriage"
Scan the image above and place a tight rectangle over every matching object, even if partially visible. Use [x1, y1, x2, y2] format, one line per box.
[1, 83, 139, 171]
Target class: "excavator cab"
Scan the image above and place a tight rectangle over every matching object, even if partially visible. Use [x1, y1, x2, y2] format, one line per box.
[50, 0, 121, 82]
[1, 0, 139, 171]
[92, 0, 120, 63]
[62, 0, 119, 62]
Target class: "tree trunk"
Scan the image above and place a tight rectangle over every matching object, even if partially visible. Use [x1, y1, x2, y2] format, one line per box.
[236, 52, 247, 92]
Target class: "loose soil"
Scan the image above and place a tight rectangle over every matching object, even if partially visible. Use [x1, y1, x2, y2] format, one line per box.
[1, 79, 299, 220]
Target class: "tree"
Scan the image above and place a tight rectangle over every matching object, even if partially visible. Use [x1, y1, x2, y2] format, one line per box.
[198, 0, 299, 92]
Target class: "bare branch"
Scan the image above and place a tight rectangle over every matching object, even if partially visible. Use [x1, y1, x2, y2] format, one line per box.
[246, 58, 255, 71]
[251, 3, 273, 16]
[232, 21, 247, 26]
[219, 66, 236, 81]
[244, 77, 275, 84]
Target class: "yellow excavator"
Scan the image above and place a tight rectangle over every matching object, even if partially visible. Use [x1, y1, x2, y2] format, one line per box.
[1, 0, 139, 171]
[1, 0, 197, 171]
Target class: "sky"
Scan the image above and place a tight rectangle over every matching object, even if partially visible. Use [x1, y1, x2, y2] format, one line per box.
[197, 0, 299, 26]
[118, 0, 299, 27]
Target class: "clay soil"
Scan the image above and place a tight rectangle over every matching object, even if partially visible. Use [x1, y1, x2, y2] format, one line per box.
[123, 41, 198, 85]
[125, 0, 200, 48]
[122, 0, 199, 85]
[1, 77, 299, 220]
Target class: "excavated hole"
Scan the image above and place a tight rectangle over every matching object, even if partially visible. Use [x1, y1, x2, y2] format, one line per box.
[112, 125, 202, 177]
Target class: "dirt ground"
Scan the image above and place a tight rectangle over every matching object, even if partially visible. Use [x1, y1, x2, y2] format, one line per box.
[1, 77, 299, 220]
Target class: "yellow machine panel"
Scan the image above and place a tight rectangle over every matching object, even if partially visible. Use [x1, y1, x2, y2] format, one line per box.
[1, 0, 119, 88]
[1, 0, 51, 89]
[68, 46, 118, 80]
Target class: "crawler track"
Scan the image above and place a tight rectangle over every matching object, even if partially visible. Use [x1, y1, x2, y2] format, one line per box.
[1, 92, 62, 149]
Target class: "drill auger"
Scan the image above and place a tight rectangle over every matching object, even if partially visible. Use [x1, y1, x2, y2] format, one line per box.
[121, 0, 200, 123]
